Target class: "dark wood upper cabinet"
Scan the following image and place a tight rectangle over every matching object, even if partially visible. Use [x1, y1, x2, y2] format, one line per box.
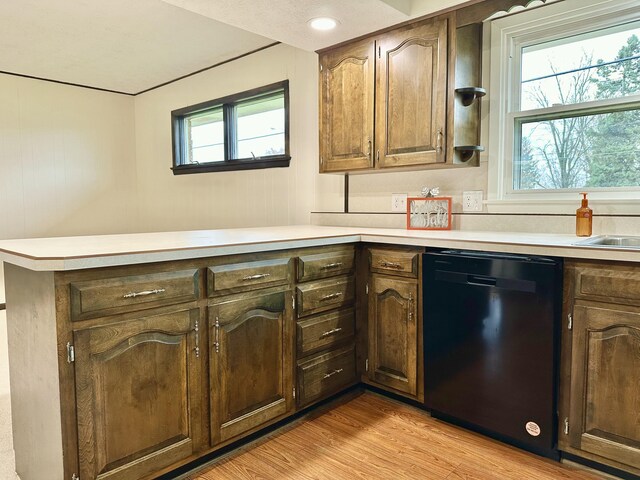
[319, 38, 375, 173]
[376, 18, 448, 168]
[319, 15, 449, 173]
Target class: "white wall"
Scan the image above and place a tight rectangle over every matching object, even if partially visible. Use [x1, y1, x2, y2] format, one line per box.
[315, 163, 488, 214]
[133, 44, 320, 232]
[0, 74, 138, 240]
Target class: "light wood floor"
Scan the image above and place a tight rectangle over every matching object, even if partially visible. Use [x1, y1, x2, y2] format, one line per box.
[188, 392, 603, 480]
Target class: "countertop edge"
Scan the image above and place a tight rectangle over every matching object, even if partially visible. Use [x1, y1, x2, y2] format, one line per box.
[0, 226, 638, 271]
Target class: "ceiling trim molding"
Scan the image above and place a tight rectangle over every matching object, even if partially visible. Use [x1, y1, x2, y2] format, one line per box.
[0, 41, 281, 97]
[134, 41, 281, 96]
[0, 69, 134, 96]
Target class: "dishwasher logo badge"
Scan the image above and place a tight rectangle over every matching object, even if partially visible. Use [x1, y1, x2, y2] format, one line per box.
[525, 421, 541, 437]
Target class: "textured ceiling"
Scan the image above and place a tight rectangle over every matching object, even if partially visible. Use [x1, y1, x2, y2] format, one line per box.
[161, 0, 468, 51]
[0, 0, 469, 94]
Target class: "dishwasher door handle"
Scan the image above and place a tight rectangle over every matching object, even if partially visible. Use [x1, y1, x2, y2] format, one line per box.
[467, 275, 497, 287]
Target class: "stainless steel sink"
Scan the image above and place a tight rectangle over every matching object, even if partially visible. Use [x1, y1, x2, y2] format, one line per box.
[574, 235, 640, 248]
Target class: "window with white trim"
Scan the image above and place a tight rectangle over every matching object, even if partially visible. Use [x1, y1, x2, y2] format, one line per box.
[486, 0, 640, 212]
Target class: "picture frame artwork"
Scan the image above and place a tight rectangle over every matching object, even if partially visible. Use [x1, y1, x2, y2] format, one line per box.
[406, 197, 452, 230]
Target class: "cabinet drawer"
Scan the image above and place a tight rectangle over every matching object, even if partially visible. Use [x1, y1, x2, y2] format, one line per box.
[297, 344, 356, 408]
[369, 248, 419, 277]
[296, 276, 355, 318]
[575, 265, 640, 306]
[69, 269, 200, 321]
[207, 257, 291, 295]
[297, 248, 355, 282]
[297, 308, 355, 357]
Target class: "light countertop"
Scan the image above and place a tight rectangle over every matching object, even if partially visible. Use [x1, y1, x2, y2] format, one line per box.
[0, 225, 638, 272]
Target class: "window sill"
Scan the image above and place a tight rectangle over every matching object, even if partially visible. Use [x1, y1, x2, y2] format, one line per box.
[171, 155, 291, 175]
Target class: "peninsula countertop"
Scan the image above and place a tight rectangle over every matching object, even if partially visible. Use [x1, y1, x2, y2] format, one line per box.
[0, 225, 638, 272]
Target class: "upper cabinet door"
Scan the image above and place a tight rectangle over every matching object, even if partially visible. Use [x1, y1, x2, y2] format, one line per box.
[319, 38, 375, 173]
[376, 18, 448, 168]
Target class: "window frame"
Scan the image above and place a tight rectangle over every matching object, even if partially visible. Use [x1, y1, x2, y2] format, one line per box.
[171, 80, 290, 175]
[485, 0, 640, 213]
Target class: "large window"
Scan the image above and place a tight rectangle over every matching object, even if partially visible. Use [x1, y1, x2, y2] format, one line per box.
[171, 81, 289, 174]
[487, 0, 640, 212]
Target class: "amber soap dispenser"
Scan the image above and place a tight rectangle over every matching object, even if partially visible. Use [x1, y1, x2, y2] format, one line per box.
[576, 192, 592, 237]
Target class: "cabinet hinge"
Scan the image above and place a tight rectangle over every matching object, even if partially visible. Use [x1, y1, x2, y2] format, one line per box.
[567, 313, 573, 331]
[365, 358, 369, 372]
[71, 473, 80, 480]
[563, 417, 569, 435]
[292, 387, 296, 399]
[66, 342, 75, 363]
[365, 283, 369, 295]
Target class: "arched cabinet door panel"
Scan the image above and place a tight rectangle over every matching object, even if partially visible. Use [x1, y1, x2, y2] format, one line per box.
[74, 308, 203, 480]
[368, 274, 418, 395]
[568, 304, 640, 471]
[209, 288, 294, 444]
[319, 38, 375, 173]
[376, 18, 448, 168]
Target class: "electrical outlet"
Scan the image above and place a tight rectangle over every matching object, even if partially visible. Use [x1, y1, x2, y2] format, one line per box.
[462, 191, 483, 212]
[391, 193, 408, 212]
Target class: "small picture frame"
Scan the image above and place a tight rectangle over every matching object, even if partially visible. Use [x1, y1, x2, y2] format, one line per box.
[406, 197, 452, 230]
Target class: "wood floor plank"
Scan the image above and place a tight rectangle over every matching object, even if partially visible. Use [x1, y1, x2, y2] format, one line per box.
[190, 392, 603, 480]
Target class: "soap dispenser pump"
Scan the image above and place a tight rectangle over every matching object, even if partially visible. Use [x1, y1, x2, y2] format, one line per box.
[576, 192, 592, 237]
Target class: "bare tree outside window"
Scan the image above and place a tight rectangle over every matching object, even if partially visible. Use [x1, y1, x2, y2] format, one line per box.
[515, 29, 640, 191]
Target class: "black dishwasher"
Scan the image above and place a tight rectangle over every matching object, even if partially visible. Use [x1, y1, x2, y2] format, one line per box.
[423, 249, 562, 459]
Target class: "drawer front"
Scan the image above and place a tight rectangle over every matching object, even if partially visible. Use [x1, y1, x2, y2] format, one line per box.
[576, 266, 640, 306]
[70, 269, 200, 321]
[208, 257, 291, 295]
[296, 276, 355, 318]
[297, 308, 355, 357]
[369, 248, 419, 277]
[297, 248, 355, 282]
[297, 344, 357, 408]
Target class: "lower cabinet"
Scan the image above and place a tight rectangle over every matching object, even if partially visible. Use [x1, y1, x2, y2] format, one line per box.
[367, 274, 418, 397]
[560, 260, 640, 477]
[73, 308, 204, 480]
[297, 344, 356, 407]
[208, 288, 294, 444]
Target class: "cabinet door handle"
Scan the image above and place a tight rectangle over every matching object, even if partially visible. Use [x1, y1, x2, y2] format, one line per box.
[123, 288, 166, 299]
[320, 327, 343, 338]
[367, 139, 372, 158]
[436, 129, 444, 153]
[323, 368, 344, 379]
[408, 293, 414, 323]
[321, 262, 343, 270]
[320, 292, 343, 302]
[242, 273, 271, 281]
[380, 261, 402, 269]
[213, 316, 220, 353]
[193, 319, 200, 358]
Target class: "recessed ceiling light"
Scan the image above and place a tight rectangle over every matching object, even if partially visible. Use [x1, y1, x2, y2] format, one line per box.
[308, 17, 338, 31]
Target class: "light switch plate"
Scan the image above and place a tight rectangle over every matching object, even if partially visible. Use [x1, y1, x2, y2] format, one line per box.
[392, 193, 408, 212]
[463, 191, 483, 212]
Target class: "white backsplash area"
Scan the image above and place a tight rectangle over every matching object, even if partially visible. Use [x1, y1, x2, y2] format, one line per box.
[311, 212, 640, 236]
